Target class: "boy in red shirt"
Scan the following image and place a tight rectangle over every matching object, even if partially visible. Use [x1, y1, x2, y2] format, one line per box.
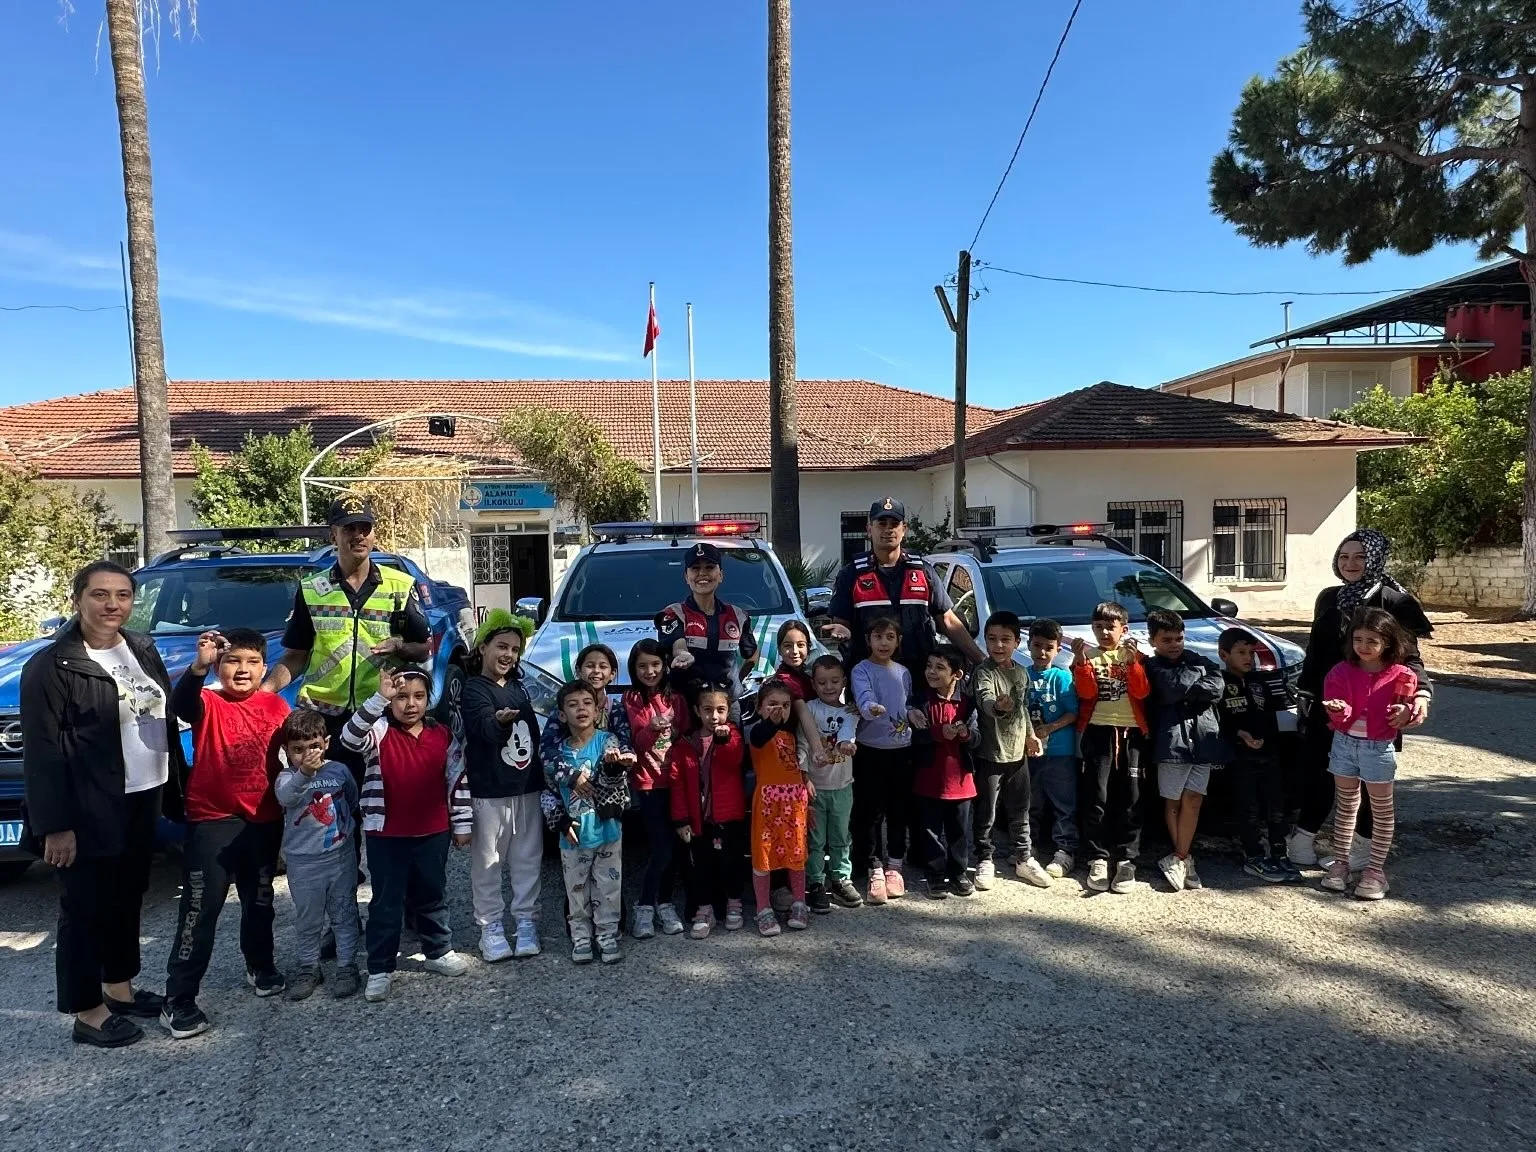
[910, 645, 980, 899]
[162, 628, 290, 1039]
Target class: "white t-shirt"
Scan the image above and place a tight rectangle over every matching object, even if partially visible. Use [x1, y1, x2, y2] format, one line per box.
[85, 640, 170, 794]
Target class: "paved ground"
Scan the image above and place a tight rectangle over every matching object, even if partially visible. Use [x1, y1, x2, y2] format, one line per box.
[1, 683, 1533, 1152]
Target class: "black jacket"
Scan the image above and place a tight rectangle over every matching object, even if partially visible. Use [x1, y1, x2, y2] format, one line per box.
[459, 674, 542, 799]
[1145, 651, 1230, 766]
[20, 621, 186, 858]
[1298, 584, 1434, 703]
[1217, 670, 1279, 757]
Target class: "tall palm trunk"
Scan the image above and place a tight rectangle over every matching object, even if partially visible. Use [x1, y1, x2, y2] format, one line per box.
[767, 0, 801, 561]
[106, 0, 176, 561]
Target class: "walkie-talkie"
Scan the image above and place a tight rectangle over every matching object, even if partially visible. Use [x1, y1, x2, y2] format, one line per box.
[389, 592, 408, 638]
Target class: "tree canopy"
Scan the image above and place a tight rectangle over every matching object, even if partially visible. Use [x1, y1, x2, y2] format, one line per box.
[497, 409, 649, 529]
[0, 466, 123, 640]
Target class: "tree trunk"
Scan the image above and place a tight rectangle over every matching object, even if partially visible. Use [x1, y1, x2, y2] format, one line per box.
[767, 0, 802, 561]
[1520, 92, 1536, 616]
[106, 0, 176, 562]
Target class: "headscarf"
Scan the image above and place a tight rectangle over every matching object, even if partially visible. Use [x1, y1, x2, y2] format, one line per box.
[474, 608, 534, 650]
[1332, 528, 1404, 619]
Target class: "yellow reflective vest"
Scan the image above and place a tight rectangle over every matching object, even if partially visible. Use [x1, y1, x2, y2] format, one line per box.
[297, 564, 417, 713]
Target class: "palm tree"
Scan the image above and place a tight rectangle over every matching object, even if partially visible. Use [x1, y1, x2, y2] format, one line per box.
[767, 0, 801, 561]
[105, 0, 177, 559]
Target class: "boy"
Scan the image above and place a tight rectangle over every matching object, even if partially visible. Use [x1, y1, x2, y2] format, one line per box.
[161, 628, 290, 1040]
[544, 680, 626, 964]
[911, 646, 979, 898]
[342, 669, 473, 1003]
[805, 655, 862, 912]
[1217, 627, 1301, 883]
[972, 611, 1048, 889]
[1025, 619, 1080, 879]
[273, 709, 363, 1001]
[850, 616, 914, 904]
[1071, 601, 1151, 894]
[1143, 608, 1228, 893]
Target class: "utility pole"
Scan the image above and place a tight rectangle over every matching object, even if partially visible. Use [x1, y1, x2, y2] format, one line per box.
[935, 249, 971, 532]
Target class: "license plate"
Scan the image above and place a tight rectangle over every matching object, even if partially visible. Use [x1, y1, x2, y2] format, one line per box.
[0, 820, 23, 848]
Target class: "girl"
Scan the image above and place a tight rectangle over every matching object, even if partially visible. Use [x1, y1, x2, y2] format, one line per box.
[541, 643, 634, 764]
[1319, 607, 1419, 901]
[460, 610, 543, 964]
[623, 638, 689, 939]
[774, 620, 815, 701]
[747, 678, 813, 935]
[668, 682, 749, 938]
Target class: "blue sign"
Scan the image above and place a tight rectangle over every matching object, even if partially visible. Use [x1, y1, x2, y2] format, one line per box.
[461, 481, 556, 512]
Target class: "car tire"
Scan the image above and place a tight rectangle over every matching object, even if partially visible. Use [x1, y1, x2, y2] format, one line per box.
[435, 661, 466, 735]
[0, 860, 33, 883]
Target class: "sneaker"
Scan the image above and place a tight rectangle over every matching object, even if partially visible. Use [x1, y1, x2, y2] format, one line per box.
[1086, 859, 1110, 892]
[1110, 861, 1137, 894]
[597, 933, 624, 963]
[829, 878, 864, 908]
[1157, 853, 1187, 893]
[924, 876, 950, 900]
[1348, 834, 1374, 873]
[1244, 855, 1290, 884]
[807, 884, 832, 914]
[424, 950, 470, 977]
[158, 999, 210, 1040]
[514, 918, 541, 958]
[1046, 851, 1074, 880]
[756, 907, 782, 937]
[690, 909, 715, 939]
[285, 967, 323, 1001]
[1183, 855, 1202, 890]
[883, 865, 906, 899]
[331, 965, 361, 999]
[771, 887, 794, 914]
[1353, 866, 1390, 901]
[246, 966, 286, 998]
[973, 859, 996, 891]
[1320, 860, 1351, 892]
[656, 903, 685, 936]
[631, 905, 656, 940]
[1286, 829, 1319, 868]
[571, 938, 595, 964]
[866, 870, 889, 906]
[725, 900, 745, 930]
[1016, 857, 1053, 888]
[479, 921, 514, 963]
[73, 1014, 144, 1048]
[787, 902, 810, 930]
[364, 972, 392, 1002]
[1272, 855, 1305, 883]
[951, 874, 976, 897]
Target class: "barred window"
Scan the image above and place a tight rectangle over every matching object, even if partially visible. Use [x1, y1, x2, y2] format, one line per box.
[106, 525, 142, 570]
[840, 512, 868, 564]
[1107, 500, 1183, 575]
[962, 506, 996, 529]
[1212, 498, 1287, 582]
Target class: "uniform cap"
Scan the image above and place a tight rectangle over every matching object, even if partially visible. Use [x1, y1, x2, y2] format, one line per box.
[326, 494, 376, 528]
[685, 542, 723, 568]
[869, 497, 906, 522]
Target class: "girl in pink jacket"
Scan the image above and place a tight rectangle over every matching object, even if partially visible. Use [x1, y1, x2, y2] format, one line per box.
[1319, 607, 1419, 902]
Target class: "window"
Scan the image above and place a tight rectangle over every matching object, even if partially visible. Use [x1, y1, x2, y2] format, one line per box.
[946, 564, 978, 635]
[1307, 367, 1384, 418]
[980, 557, 1207, 625]
[840, 511, 868, 564]
[1107, 500, 1184, 575]
[962, 506, 996, 529]
[105, 524, 142, 570]
[1211, 498, 1287, 582]
[702, 512, 767, 530]
[556, 547, 792, 621]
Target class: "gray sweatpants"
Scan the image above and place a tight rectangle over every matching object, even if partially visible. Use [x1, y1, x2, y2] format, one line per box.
[560, 841, 622, 944]
[286, 844, 362, 968]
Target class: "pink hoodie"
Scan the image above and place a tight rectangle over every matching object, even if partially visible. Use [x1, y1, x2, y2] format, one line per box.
[1322, 662, 1418, 741]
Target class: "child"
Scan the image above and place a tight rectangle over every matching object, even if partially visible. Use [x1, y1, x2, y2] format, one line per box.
[1144, 608, 1229, 893]
[972, 611, 1048, 889]
[460, 610, 544, 964]
[161, 628, 291, 1039]
[544, 680, 627, 963]
[747, 679, 813, 935]
[804, 655, 861, 912]
[273, 709, 362, 1003]
[774, 619, 816, 702]
[342, 669, 473, 1002]
[850, 616, 914, 904]
[1025, 619, 1080, 879]
[623, 638, 689, 939]
[1071, 601, 1151, 894]
[1217, 627, 1300, 884]
[667, 682, 750, 937]
[540, 643, 634, 764]
[1319, 607, 1419, 901]
[911, 646, 979, 898]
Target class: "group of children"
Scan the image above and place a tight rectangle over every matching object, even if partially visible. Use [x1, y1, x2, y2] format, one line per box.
[154, 591, 1417, 1037]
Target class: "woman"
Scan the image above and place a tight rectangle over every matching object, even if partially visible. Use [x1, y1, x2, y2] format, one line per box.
[1288, 529, 1432, 869]
[21, 561, 185, 1047]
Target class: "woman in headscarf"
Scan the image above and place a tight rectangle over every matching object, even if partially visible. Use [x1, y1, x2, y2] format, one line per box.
[1287, 529, 1433, 868]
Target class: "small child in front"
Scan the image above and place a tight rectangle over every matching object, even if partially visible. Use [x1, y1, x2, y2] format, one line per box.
[1320, 606, 1418, 902]
[342, 669, 473, 1003]
[273, 709, 362, 1002]
[851, 616, 914, 904]
[972, 611, 1048, 889]
[1144, 608, 1229, 893]
[668, 682, 749, 937]
[748, 679, 813, 935]
[805, 655, 861, 912]
[1025, 619, 1079, 879]
[911, 645, 979, 898]
[1217, 627, 1300, 884]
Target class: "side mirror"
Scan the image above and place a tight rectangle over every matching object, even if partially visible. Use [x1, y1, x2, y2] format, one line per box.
[37, 615, 67, 637]
[515, 596, 548, 625]
[1210, 597, 1240, 618]
[800, 586, 833, 617]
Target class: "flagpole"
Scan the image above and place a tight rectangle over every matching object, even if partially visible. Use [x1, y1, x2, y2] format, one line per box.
[687, 302, 699, 521]
[649, 282, 662, 519]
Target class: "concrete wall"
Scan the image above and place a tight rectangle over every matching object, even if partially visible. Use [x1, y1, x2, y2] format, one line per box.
[1418, 546, 1524, 608]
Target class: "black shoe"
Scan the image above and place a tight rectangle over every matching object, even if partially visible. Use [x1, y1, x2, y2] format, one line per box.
[246, 966, 286, 998]
[72, 1013, 144, 1047]
[828, 878, 864, 908]
[285, 967, 323, 1002]
[807, 884, 832, 914]
[924, 877, 950, 900]
[951, 874, 976, 898]
[102, 987, 164, 1019]
[159, 999, 210, 1040]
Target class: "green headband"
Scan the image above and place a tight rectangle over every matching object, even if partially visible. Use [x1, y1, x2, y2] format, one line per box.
[475, 609, 535, 650]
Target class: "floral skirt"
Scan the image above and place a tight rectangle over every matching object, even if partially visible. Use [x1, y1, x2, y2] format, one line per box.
[751, 782, 809, 872]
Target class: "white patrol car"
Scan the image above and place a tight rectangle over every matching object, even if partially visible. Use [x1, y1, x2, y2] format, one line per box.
[518, 521, 822, 714]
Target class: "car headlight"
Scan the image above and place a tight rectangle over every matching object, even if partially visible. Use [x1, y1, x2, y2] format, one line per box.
[520, 661, 564, 721]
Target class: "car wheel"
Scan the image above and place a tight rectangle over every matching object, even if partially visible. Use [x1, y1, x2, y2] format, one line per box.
[435, 661, 466, 736]
[0, 860, 33, 883]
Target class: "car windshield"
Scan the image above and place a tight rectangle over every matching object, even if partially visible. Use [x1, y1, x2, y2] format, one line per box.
[557, 546, 792, 621]
[978, 556, 1208, 626]
[126, 566, 304, 635]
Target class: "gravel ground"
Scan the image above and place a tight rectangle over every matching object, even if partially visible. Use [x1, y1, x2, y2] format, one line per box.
[1, 682, 1532, 1152]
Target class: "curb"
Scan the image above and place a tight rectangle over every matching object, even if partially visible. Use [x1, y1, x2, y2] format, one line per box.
[1426, 669, 1536, 696]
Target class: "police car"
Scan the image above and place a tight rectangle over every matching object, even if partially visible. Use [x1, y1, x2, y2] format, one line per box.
[518, 521, 820, 712]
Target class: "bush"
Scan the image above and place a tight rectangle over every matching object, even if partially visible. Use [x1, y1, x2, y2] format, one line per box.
[0, 467, 123, 640]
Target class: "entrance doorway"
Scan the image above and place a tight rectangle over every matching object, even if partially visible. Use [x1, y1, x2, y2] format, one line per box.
[470, 533, 551, 615]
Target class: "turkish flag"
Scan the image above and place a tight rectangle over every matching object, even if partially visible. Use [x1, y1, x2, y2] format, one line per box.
[643, 301, 661, 357]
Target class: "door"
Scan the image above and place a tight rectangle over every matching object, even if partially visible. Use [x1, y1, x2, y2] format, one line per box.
[510, 536, 551, 603]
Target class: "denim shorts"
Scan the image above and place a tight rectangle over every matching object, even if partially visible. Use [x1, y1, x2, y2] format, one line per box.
[1328, 735, 1398, 784]
[1157, 761, 1214, 800]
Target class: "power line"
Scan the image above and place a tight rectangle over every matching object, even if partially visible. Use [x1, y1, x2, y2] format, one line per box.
[974, 263, 1416, 297]
[0, 303, 125, 312]
[969, 0, 1085, 252]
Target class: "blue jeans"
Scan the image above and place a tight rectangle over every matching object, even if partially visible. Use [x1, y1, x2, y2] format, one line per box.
[365, 832, 451, 974]
[1029, 755, 1080, 855]
[1328, 735, 1397, 784]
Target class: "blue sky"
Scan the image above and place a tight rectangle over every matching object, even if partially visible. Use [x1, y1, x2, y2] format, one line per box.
[0, 0, 1483, 411]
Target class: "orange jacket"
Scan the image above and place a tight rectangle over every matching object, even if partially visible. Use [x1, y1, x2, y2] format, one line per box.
[1071, 651, 1151, 735]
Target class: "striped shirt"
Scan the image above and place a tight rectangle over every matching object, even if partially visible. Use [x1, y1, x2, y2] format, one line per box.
[341, 693, 472, 837]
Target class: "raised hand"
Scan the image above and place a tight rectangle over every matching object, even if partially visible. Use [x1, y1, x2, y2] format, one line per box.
[494, 708, 520, 726]
[194, 630, 225, 672]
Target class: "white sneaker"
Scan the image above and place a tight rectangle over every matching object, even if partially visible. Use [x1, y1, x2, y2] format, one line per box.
[1348, 834, 1373, 873]
[364, 972, 391, 1002]
[478, 921, 513, 963]
[655, 903, 685, 936]
[1016, 857, 1053, 888]
[424, 950, 469, 977]
[1086, 859, 1110, 892]
[1286, 830, 1318, 868]
[513, 918, 541, 958]
[631, 905, 656, 940]
[597, 933, 624, 964]
[1183, 855, 1202, 890]
[1046, 851, 1074, 879]
[1158, 853, 1187, 893]
[1110, 861, 1137, 894]
[973, 859, 996, 891]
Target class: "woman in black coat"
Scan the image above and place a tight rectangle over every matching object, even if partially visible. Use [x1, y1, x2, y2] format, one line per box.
[1288, 529, 1433, 869]
[22, 561, 185, 1048]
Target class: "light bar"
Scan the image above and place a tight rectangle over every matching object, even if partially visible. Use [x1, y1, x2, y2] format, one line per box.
[168, 526, 330, 544]
[591, 521, 763, 539]
[958, 524, 1065, 538]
